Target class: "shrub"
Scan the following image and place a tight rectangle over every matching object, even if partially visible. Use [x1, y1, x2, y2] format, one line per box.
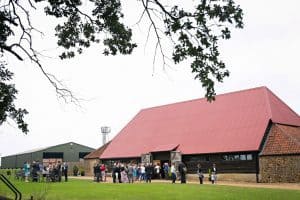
[73, 165, 79, 176]
[208, 168, 212, 181]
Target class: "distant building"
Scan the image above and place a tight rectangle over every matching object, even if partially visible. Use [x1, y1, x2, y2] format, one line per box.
[1, 142, 95, 168]
[100, 87, 300, 183]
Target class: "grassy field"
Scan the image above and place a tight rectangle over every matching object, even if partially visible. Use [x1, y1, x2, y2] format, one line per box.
[1, 177, 299, 200]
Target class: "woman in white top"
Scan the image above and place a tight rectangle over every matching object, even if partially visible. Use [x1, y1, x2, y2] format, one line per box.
[170, 163, 176, 184]
[140, 164, 145, 181]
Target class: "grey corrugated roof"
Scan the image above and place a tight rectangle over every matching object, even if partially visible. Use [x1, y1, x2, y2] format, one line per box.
[4, 141, 95, 157]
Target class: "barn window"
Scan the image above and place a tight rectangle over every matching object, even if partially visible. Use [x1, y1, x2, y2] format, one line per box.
[222, 154, 253, 161]
[246, 154, 253, 160]
[205, 156, 210, 162]
[43, 152, 63, 159]
[240, 154, 246, 160]
[79, 152, 90, 159]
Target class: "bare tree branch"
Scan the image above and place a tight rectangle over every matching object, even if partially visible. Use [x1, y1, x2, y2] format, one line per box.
[141, 0, 168, 69]
[1, 45, 23, 61]
[2, 0, 80, 105]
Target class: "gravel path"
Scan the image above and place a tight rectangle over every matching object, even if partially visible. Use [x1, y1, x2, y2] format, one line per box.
[70, 176, 300, 190]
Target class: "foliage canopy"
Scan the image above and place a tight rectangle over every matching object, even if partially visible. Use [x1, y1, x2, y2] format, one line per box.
[0, 0, 243, 133]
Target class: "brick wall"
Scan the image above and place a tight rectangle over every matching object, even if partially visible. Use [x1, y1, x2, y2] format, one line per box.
[83, 159, 98, 176]
[187, 173, 257, 183]
[259, 155, 300, 183]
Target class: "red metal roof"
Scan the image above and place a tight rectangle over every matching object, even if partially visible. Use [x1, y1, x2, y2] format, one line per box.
[101, 87, 300, 159]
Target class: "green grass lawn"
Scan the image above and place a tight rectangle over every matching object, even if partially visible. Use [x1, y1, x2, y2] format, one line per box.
[1, 177, 299, 200]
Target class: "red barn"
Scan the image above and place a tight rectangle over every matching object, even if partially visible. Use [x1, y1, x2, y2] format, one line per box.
[100, 87, 300, 182]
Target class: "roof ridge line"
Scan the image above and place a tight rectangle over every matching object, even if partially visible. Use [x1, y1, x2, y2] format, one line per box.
[264, 87, 273, 119]
[142, 86, 267, 111]
[266, 88, 300, 118]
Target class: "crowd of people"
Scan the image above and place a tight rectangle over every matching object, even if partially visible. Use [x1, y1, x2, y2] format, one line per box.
[93, 162, 171, 184]
[19, 160, 217, 184]
[197, 163, 217, 184]
[92, 161, 214, 184]
[93, 163, 107, 182]
[21, 160, 68, 182]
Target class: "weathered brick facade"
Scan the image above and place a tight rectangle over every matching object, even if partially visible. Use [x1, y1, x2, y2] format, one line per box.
[259, 155, 300, 183]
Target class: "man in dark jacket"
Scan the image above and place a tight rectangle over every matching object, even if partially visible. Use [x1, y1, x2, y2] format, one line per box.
[57, 161, 62, 182]
[31, 161, 40, 182]
[112, 163, 117, 183]
[145, 163, 153, 183]
[112, 162, 121, 183]
[62, 162, 68, 182]
[94, 162, 101, 183]
[178, 162, 187, 183]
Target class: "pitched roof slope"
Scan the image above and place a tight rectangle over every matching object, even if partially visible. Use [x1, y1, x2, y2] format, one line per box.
[5, 142, 95, 157]
[101, 87, 300, 159]
[261, 124, 300, 155]
[84, 142, 110, 159]
[265, 89, 300, 126]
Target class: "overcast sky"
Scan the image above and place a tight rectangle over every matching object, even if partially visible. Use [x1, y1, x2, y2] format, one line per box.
[0, 0, 299, 159]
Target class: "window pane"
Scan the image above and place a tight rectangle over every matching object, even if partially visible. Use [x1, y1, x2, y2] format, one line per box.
[228, 155, 234, 160]
[205, 156, 210, 162]
[234, 155, 240, 160]
[222, 155, 228, 160]
[246, 154, 253, 160]
[79, 152, 90, 159]
[240, 154, 246, 160]
[43, 152, 63, 159]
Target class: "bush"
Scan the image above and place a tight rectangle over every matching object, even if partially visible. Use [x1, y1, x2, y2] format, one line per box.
[80, 170, 85, 176]
[208, 168, 212, 181]
[73, 165, 79, 176]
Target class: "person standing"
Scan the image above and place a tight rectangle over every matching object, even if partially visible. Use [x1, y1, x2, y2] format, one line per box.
[94, 162, 101, 183]
[211, 163, 217, 184]
[170, 163, 176, 184]
[23, 161, 30, 182]
[120, 163, 129, 183]
[57, 161, 62, 182]
[117, 163, 122, 183]
[100, 164, 106, 182]
[197, 164, 204, 184]
[145, 163, 152, 183]
[178, 162, 187, 184]
[154, 163, 161, 179]
[62, 162, 68, 182]
[140, 164, 145, 182]
[31, 161, 39, 182]
[133, 164, 138, 181]
[112, 162, 117, 183]
[127, 163, 134, 183]
[163, 163, 169, 179]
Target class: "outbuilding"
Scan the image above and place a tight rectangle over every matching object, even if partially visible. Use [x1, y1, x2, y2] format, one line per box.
[1, 142, 95, 169]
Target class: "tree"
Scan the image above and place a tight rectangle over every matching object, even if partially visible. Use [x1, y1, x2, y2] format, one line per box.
[0, 58, 28, 133]
[0, 0, 243, 133]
